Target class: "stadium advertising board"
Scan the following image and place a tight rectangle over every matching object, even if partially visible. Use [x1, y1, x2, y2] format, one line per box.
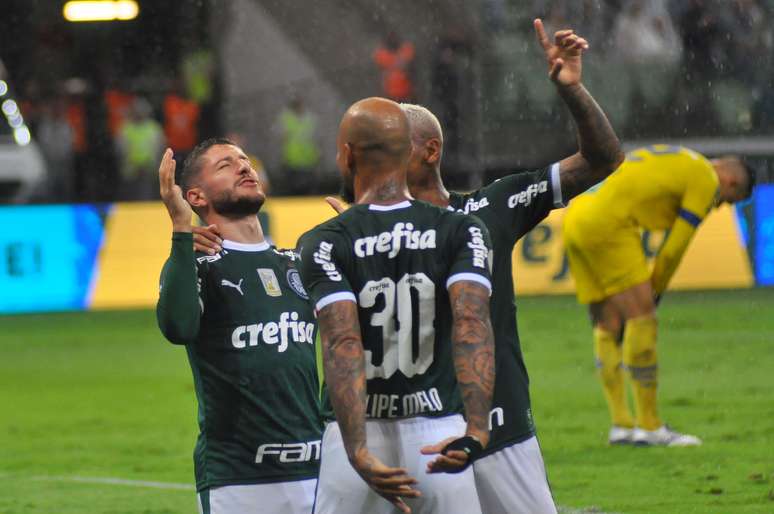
[0, 195, 766, 314]
[513, 203, 754, 295]
[754, 184, 774, 286]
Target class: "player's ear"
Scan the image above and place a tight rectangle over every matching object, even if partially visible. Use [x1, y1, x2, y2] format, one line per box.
[344, 142, 355, 172]
[425, 138, 442, 164]
[187, 187, 207, 210]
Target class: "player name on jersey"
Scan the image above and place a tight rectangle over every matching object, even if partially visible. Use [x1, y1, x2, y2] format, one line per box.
[231, 311, 315, 351]
[366, 387, 444, 418]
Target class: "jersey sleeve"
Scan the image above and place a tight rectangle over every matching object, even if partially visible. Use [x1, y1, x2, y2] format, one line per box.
[651, 160, 719, 295]
[479, 163, 563, 241]
[156, 232, 204, 345]
[297, 228, 356, 312]
[446, 215, 494, 295]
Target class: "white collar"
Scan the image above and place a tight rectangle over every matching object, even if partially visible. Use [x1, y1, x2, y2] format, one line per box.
[221, 239, 270, 252]
[368, 200, 412, 211]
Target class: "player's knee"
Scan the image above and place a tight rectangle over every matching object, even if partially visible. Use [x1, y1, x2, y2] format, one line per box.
[623, 315, 657, 367]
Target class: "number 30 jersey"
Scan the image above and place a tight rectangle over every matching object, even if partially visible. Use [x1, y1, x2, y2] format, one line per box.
[297, 200, 493, 420]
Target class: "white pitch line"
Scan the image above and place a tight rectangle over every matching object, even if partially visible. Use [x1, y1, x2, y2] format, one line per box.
[32, 475, 194, 491]
[21, 475, 616, 511]
[558, 506, 617, 514]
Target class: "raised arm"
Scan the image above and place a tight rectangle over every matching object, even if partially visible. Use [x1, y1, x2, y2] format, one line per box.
[156, 148, 201, 344]
[534, 18, 624, 202]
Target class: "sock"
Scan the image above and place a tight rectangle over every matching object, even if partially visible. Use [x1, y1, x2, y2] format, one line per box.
[622, 315, 661, 431]
[594, 327, 634, 428]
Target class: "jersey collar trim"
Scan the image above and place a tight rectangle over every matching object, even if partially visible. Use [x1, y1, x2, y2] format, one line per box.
[368, 200, 412, 211]
[222, 240, 270, 252]
[550, 162, 565, 208]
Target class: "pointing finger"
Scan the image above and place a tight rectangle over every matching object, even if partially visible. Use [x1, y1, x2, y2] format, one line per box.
[533, 19, 551, 50]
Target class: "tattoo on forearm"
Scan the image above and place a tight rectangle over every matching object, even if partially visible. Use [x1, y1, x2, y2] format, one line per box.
[557, 83, 624, 201]
[318, 301, 367, 461]
[449, 282, 495, 439]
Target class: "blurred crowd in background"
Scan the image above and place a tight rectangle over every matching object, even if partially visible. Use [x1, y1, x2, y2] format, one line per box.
[1, 0, 773, 204]
[485, 0, 774, 137]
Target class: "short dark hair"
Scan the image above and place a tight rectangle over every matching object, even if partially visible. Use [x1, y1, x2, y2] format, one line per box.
[179, 137, 237, 193]
[740, 157, 757, 200]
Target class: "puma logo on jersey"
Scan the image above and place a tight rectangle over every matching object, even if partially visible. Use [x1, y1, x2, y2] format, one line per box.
[221, 278, 244, 295]
[507, 181, 548, 208]
[313, 241, 341, 281]
[354, 222, 436, 259]
[231, 311, 315, 352]
[467, 227, 489, 269]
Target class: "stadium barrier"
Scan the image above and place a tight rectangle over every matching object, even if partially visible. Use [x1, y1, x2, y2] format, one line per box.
[1, 187, 770, 314]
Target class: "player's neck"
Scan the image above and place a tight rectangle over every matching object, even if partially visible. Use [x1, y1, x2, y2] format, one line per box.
[205, 213, 266, 245]
[355, 170, 413, 206]
[410, 168, 450, 208]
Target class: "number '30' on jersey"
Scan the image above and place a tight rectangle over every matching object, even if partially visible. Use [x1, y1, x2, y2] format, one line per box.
[297, 200, 493, 421]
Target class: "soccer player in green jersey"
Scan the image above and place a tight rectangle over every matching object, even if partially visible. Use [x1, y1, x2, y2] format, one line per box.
[328, 20, 622, 514]
[156, 139, 322, 514]
[297, 98, 496, 514]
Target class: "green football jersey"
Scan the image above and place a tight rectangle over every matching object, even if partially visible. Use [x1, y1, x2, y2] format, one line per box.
[449, 163, 563, 456]
[298, 200, 493, 421]
[157, 234, 322, 491]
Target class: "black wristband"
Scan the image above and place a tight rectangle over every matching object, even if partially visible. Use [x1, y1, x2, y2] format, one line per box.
[440, 436, 484, 473]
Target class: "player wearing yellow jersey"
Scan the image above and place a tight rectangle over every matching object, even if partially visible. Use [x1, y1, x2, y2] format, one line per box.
[563, 145, 754, 446]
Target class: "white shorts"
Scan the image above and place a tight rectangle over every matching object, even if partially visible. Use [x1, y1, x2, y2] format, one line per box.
[313, 415, 482, 514]
[473, 436, 557, 514]
[197, 479, 317, 514]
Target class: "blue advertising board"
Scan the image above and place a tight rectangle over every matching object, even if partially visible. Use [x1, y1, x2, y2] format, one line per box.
[754, 185, 774, 286]
[0, 205, 106, 313]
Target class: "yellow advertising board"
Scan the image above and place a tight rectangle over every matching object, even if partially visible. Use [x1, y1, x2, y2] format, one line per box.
[89, 199, 753, 310]
[513, 204, 753, 296]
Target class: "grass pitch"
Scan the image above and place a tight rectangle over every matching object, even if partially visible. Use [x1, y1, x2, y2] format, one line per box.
[1, 289, 773, 514]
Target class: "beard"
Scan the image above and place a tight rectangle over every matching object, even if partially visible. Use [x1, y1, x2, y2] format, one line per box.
[210, 188, 265, 217]
[339, 172, 355, 204]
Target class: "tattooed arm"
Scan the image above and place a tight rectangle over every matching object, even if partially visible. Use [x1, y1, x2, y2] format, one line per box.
[534, 18, 624, 203]
[556, 83, 624, 202]
[423, 280, 495, 474]
[449, 281, 495, 445]
[317, 300, 419, 513]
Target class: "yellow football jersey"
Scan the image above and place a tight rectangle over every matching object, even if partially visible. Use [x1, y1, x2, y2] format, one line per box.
[566, 145, 720, 295]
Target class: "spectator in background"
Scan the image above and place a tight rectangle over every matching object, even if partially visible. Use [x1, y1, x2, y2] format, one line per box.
[37, 96, 75, 202]
[277, 96, 320, 195]
[117, 98, 164, 201]
[672, 0, 725, 132]
[183, 48, 217, 139]
[728, 0, 772, 84]
[104, 83, 134, 138]
[373, 31, 415, 102]
[164, 80, 200, 164]
[432, 29, 472, 168]
[612, 0, 682, 132]
[63, 79, 90, 202]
